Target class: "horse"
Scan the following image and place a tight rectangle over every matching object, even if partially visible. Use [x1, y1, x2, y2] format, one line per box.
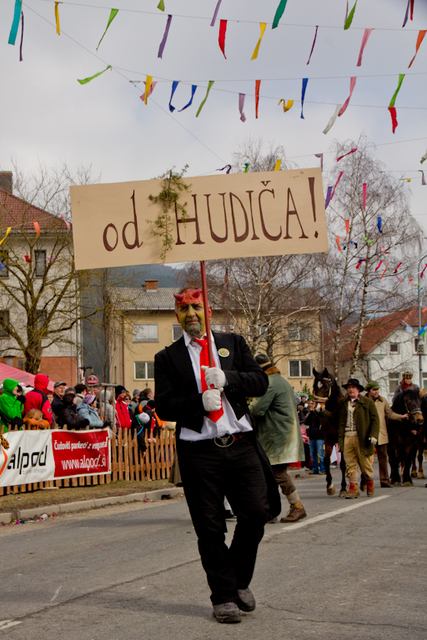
[410, 392, 427, 479]
[312, 367, 346, 496]
[388, 388, 424, 486]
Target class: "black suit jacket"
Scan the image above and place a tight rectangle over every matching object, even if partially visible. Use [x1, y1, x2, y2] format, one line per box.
[155, 331, 268, 435]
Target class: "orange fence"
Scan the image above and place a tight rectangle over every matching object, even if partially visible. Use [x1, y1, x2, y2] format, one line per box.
[0, 425, 176, 495]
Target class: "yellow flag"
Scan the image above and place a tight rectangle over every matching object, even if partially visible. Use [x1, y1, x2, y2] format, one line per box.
[145, 76, 153, 105]
[274, 159, 282, 171]
[55, 2, 62, 35]
[251, 23, 267, 60]
[278, 99, 294, 112]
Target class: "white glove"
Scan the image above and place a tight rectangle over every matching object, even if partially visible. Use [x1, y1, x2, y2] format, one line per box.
[202, 388, 222, 412]
[201, 365, 226, 391]
[369, 436, 378, 445]
[315, 404, 323, 413]
[137, 412, 150, 424]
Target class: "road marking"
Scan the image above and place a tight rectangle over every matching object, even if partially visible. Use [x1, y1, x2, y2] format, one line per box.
[280, 495, 390, 532]
[0, 620, 22, 631]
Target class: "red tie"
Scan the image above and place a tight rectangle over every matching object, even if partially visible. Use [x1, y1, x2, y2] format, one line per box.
[194, 337, 224, 423]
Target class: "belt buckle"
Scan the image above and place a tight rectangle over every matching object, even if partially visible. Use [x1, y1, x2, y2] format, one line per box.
[214, 434, 234, 448]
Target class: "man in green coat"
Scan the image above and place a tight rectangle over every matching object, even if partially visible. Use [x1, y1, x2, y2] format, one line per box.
[250, 355, 307, 523]
[326, 378, 380, 499]
[0, 378, 25, 432]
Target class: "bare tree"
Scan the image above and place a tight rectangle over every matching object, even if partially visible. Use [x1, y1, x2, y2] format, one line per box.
[318, 136, 423, 376]
[231, 135, 293, 173]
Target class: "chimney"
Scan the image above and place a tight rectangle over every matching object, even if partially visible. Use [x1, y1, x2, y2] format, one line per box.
[144, 279, 158, 291]
[0, 172, 13, 193]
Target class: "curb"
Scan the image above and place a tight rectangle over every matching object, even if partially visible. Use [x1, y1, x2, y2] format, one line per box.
[0, 487, 185, 525]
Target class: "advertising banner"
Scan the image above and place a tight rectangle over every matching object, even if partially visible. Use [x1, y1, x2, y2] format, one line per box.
[0, 429, 111, 487]
[70, 169, 328, 269]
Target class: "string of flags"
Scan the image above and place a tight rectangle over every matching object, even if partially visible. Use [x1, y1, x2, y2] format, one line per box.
[6, 2, 427, 135]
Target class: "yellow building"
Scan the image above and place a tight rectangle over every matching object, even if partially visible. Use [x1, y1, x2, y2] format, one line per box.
[108, 281, 324, 395]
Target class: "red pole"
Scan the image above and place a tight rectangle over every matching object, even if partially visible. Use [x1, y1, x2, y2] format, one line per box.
[200, 260, 214, 367]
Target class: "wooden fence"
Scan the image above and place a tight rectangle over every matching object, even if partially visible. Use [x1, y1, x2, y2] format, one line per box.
[0, 425, 176, 495]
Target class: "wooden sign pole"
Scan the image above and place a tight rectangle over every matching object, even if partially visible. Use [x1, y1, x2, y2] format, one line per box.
[200, 260, 214, 367]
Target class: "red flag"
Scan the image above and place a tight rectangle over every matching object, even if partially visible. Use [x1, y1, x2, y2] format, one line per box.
[388, 107, 398, 133]
[255, 80, 261, 119]
[218, 20, 227, 58]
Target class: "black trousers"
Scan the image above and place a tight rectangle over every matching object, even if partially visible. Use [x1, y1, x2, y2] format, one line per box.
[178, 434, 270, 605]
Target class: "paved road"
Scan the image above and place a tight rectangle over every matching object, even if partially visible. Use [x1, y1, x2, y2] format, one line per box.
[1, 468, 426, 640]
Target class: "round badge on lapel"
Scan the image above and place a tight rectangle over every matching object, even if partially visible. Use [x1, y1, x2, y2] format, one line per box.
[218, 348, 230, 358]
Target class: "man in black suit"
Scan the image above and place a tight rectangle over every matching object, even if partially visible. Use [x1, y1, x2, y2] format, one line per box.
[155, 288, 280, 624]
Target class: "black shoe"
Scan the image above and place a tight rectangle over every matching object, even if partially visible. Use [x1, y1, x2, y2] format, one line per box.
[380, 482, 392, 488]
[237, 587, 256, 612]
[212, 602, 241, 623]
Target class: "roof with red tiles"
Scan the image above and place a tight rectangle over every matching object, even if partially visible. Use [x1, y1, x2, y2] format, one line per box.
[325, 306, 427, 362]
[0, 188, 68, 234]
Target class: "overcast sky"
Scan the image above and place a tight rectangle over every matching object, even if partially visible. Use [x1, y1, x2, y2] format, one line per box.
[1, 0, 426, 237]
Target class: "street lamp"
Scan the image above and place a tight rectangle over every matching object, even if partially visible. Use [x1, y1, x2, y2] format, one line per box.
[417, 254, 427, 388]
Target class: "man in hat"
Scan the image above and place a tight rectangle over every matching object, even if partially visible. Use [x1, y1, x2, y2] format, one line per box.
[51, 381, 67, 421]
[364, 381, 408, 488]
[392, 371, 419, 402]
[325, 378, 379, 498]
[155, 287, 280, 624]
[250, 354, 307, 523]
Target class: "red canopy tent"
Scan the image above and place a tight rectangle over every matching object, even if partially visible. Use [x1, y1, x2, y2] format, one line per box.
[0, 363, 55, 392]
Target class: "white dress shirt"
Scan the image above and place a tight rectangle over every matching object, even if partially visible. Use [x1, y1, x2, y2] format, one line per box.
[179, 331, 253, 441]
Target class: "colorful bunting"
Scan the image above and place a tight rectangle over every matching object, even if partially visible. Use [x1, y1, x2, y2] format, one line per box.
[278, 99, 294, 113]
[323, 104, 342, 135]
[338, 77, 357, 117]
[389, 74, 405, 108]
[274, 159, 282, 171]
[331, 171, 344, 200]
[243, 163, 250, 173]
[350, 241, 358, 249]
[337, 148, 357, 162]
[255, 80, 261, 119]
[423, 306, 427, 313]
[55, 2, 61, 35]
[421, 150, 427, 164]
[97, 8, 118, 51]
[345, 219, 350, 236]
[377, 217, 382, 233]
[24, 255, 32, 263]
[408, 30, 426, 68]
[421, 264, 427, 278]
[168, 82, 196, 111]
[272, 0, 289, 29]
[325, 186, 333, 209]
[33, 221, 40, 236]
[380, 264, 389, 278]
[8, 0, 22, 45]
[402, 0, 414, 28]
[363, 182, 367, 211]
[356, 259, 366, 269]
[336, 236, 342, 251]
[418, 170, 426, 185]
[307, 26, 318, 65]
[217, 165, 232, 174]
[179, 85, 197, 112]
[196, 81, 214, 117]
[375, 261, 383, 271]
[77, 65, 112, 85]
[315, 153, 323, 171]
[251, 23, 267, 60]
[218, 19, 227, 58]
[158, 14, 172, 58]
[140, 79, 157, 103]
[357, 28, 373, 66]
[419, 324, 427, 338]
[344, 0, 359, 30]
[381, 247, 390, 255]
[169, 81, 179, 112]
[19, 10, 24, 62]
[401, 320, 413, 333]
[0, 228, 11, 246]
[210, 0, 223, 27]
[61, 214, 71, 232]
[394, 262, 402, 274]
[301, 78, 308, 119]
[157, 0, 165, 10]
[144, 76, 153, 105]
[239, 93, 246, 122]
[388, 107, 398, 133]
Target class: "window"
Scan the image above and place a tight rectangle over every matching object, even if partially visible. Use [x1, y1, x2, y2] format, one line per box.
[211, 323, 235, 333]
[35, 250, 46, 277]
[0, 310, 10, 337]
[133, 323, 158, 343]
[288, 324, 311, 341]
[390, 343, 399, 354]
[172, 323, 183, 342]
[17, 359, 25, 370]
[0, 251, 8, 277]
[248, 324, 267, 341]
[388, 372, 400, 395]
[289, 360, 312, 377]
[135, 361, 155, 380]
[36, 309, 47, 332]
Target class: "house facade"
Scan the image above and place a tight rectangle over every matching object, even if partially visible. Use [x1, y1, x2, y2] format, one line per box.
[325, 307, 427, 402]
[0, 171, 79, 383]
[108, 281, 324, 394]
